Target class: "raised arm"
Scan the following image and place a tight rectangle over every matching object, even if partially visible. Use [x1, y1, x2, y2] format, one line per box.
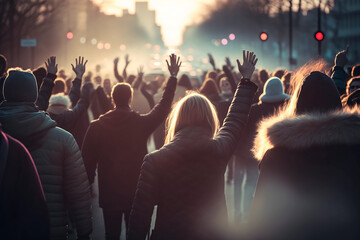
[114, 57, 124, 83]
[69, 56, 87, 107]
[331, 46, 349, 95]
[137, 65, 155, 108]
[223, 65, 237, 93]
[36, 56, 57, 111]
[208, 53, 218, 71]
[53, 83, 93, 130]
[123, 54, 131, 81]
[214, 50, 258, 159]
[140, 54, 181, 134]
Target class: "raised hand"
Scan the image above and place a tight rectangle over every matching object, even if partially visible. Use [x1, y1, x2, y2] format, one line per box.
[236, 50, 258, 80]
[45, 56, 58, 75]
[335, 45, 349, 68]
[225, 57, 234, 70]
[166, 54, 181, 77]
[208, 53, 216, 70]
[71, 56, 88, 79]
[125, 54, 131, 67]
[114, 57, 119, 65]
[137, 65, 144, 79]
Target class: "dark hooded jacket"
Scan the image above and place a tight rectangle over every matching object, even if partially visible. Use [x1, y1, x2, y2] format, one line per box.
[0, 103, 92, 239]
[127, 81, 257, 240]
[82, 76, 177, 210]
[249, 109, 360, 239]
[0, 130, 49, 240]
[249, 72, 360, 239]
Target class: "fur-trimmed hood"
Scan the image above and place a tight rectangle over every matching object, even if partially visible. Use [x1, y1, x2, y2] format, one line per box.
[253, 108, 360, 161]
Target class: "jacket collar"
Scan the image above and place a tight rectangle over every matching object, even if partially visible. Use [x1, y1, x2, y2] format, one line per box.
[253, 108, 360, 161]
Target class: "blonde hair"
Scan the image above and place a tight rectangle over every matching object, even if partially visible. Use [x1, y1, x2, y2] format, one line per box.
[164, 92, 220, 145]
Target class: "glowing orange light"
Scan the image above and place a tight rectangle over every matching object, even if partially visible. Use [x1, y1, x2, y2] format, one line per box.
[260, 32, 268, 41]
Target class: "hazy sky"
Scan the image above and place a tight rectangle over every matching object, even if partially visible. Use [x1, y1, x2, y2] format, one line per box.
[91, 0, 216, 47]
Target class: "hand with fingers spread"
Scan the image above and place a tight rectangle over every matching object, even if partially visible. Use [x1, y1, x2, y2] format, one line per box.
[225, 57, 234, 70]
[45, 56, 58, 75]
[137, 65, 144, 79]
[114, 57, 120, 65]
[208, 53, 216, 70]
[166, 54, 182, 78]
[125, 54, 131, 67]
[236, 50, 258, 80]
[71, 56, 88, 79]
[335, 46, 349, 68]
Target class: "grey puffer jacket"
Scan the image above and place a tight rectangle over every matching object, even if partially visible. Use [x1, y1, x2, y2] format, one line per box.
[0, 102, 92, 239]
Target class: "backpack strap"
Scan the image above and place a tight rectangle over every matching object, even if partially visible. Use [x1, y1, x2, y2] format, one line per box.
[0, 131, 9, 186]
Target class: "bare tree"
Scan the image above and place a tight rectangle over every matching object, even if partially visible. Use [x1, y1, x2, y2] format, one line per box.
[0, 0, 63, 65]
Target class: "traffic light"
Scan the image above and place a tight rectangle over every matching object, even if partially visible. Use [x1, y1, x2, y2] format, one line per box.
[66, 31, 73, 40]
[314, 31, 324, 41]
[260, 32, 268, 41]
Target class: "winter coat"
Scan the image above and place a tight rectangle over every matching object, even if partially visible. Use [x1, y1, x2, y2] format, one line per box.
[0, 130, 49, 240]
[36, 73, 56, 111]
[236, 100, 287, 162]
[331, 66, 349, 95]
[0, 102, 92, 239]
[249, 108, 360, 240]
[82, 76, 177, 211]
[127, 81, 257, 240]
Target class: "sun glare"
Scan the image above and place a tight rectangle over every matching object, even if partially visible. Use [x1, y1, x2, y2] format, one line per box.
[90, 0, 215, 47]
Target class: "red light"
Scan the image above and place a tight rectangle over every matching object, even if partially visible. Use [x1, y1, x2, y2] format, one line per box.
[260, 32, 268, 41]
[221, 38, 228, 45]
[314, 31, 324, 41]
[66, 32, 73, 40]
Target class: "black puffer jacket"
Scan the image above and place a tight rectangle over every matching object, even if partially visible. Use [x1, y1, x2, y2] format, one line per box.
[128, 81, 257, 240]
[0, 103, 92, 239]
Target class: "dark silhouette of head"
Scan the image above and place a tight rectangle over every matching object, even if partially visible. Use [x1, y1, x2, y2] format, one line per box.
[52, 78, 66, 94]
[94, 76, 102, 85]
[281, 72, 292, 93]
[0, 54, 7, 77]
[58, 69, 67, 80]
[178, 74, 193, 90]
[111, 82, 133, 108]
[295, 71, 341, 114]
[273, 68, 286, 79]
[259, 69, 269, 84]
[346, 76, 360, 95]
[32, 67, 47, 91]
[352, 65, 360, 77]
[65, 78, 72, 94]
[3, 68, 38, 103]
[103, 78, 112, 95]
[205, 70, 217, 81]
[200, 78, 220, 101]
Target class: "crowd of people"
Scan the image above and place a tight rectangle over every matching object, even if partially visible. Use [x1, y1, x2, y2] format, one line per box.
[0, 45, 359, 240]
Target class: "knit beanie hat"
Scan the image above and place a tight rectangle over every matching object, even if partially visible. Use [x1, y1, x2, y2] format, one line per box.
[260, 77, 291, 103]
[296, 71, 341, 114]
[3, 69, 38, 103]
